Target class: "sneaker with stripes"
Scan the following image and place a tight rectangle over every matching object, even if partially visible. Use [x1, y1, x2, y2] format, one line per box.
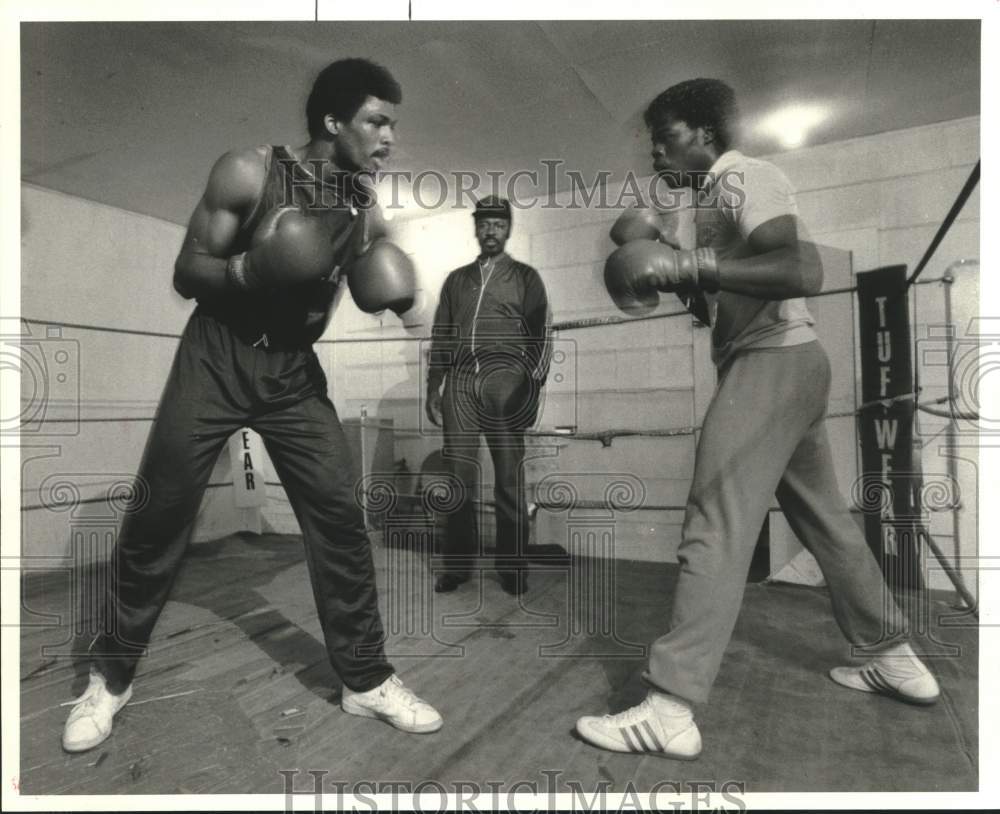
[575, 694, 701, 759]
[829, 645, 939, 706]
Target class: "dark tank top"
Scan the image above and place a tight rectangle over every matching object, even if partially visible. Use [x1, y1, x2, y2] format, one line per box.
[197, 145, 371, 348]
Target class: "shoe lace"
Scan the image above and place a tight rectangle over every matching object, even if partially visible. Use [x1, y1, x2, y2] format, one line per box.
[604, 698, 653, 727]
[69, 679, 103, 716]
[382, 675, 423, 709]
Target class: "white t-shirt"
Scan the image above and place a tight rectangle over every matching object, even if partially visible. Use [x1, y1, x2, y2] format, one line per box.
[695, 150, 817, 368]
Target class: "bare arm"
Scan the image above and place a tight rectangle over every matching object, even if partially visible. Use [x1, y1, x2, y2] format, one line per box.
[714, 214, 823, 300]
[173, 147, 266, 299]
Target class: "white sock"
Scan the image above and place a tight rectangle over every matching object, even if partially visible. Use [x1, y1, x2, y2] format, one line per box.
[648, 691, 693, 718]
[875, 641, 928, 678]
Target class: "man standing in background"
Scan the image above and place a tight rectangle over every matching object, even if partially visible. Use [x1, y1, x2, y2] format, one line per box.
[425, 197, 551, 596]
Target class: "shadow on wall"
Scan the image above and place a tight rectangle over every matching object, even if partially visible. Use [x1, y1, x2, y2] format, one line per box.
[366, 338, 480, 547]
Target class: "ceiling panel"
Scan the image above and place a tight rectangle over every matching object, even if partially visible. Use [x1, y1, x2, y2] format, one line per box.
[20, 20, 980, 226]
[864, 20, 981, 134]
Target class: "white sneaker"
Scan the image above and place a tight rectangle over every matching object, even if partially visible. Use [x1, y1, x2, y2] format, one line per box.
[342, 675, 443, 734]
[830, 643, 940, 706]
[576, 693, 702, 760]
[61, 670, 133, 752]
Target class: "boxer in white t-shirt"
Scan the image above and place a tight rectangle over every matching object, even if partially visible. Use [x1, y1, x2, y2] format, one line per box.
[578, 78, 939, 760]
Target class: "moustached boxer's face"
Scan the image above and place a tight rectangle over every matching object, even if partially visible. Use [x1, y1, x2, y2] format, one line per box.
[329, 95, 397, 174]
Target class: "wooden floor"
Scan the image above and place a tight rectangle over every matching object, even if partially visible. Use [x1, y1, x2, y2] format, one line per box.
[19, 532, 978, 795]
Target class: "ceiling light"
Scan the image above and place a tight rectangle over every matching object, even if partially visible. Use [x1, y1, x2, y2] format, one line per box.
[756, 103, 831, 150]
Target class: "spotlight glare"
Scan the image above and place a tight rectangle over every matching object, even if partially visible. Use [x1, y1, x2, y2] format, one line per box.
[757, 103, 831, 150]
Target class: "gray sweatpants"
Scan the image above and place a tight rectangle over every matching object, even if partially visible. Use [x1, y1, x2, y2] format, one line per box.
[644, 341, 906, 704]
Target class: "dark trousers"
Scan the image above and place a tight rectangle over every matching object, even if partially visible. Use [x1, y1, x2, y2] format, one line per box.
[439, 362, 536, 574]
[92, 310, 393, 694]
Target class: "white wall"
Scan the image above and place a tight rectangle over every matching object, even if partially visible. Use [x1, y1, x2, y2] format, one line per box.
[330, 116, 980, 595]
[775, 118, 980, 596]
[19, 185, 259, 566]
[19, 115, 980, 599]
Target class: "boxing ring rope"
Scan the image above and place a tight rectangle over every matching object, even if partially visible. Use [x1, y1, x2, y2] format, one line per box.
[19, 482, 232, 513]
[17, 318, 184, 340]
[547, 275, 947, 334]
[20, 275, 974, 448]
[906, 162, 980, 289]
[523, 390, 978, 447]
[18, 154, 980, 607]
[20, 278, 948, 345]
[17, 271, 978, 570]
[13, 273, 954, 344]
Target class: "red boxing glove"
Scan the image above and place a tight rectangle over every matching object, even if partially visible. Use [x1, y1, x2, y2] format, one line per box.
[604, 239, 718, 317]
[227, 208, 341, 292]
[348, 240, 417, 316]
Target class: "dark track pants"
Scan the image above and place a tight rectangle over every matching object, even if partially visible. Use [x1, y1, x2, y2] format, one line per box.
[92, 310, 393, 693]
[439, 363, 535, 574]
